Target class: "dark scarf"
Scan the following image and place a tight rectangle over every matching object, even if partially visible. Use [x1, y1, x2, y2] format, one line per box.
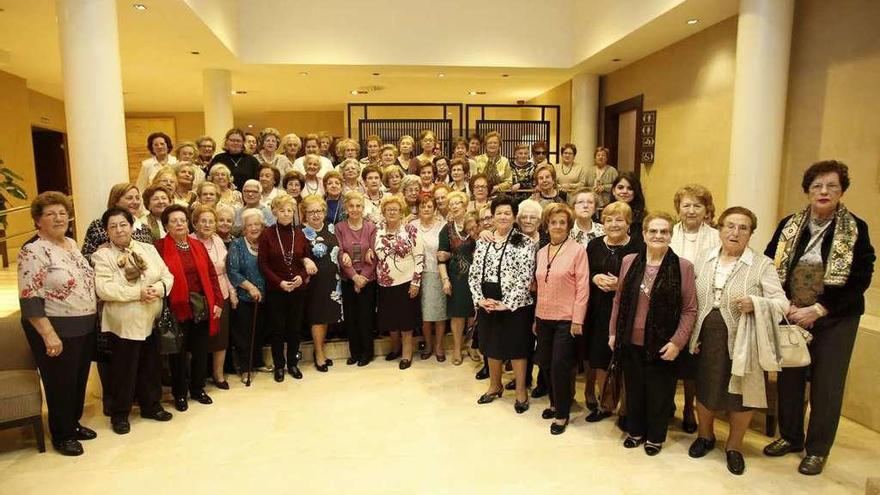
[615, 248, 682, 360]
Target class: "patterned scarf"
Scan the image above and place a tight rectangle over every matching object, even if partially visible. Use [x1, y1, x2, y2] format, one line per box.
[773, 204, 857, 287]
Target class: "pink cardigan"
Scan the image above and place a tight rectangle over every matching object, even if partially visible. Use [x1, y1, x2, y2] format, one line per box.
[535, 240, 590, 324]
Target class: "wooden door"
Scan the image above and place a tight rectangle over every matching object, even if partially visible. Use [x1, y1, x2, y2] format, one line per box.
[125, 117, 176, 182]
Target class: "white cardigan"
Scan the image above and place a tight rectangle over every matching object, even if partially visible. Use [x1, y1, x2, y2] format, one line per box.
[93, 240, 174, 340]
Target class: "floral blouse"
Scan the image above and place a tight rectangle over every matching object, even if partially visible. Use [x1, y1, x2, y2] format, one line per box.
[374, 221, 425, 287]
[571, 221, 605, 248]
[18, 236, 97, 336]
[468, 231, 536, 311]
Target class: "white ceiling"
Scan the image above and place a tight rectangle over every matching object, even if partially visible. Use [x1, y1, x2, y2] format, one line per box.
[0, 0, 738, 112]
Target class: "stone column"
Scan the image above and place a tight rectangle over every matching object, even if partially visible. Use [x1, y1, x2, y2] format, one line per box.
[203, 69, 234, 144]
[570, 72, 600, 156]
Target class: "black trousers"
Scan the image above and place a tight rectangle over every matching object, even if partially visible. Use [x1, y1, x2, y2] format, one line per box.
[97, 361, 113, 414]
[342, 280, 377, 361]
[109, 333, 163, 419]
[266, 290, 305, 369]
[623, 344, 677, 443]
[777, 315, 861, 456]
[23, 323, 93, 443]
[230, 301, 266, 372]
[535, 319, 577, 419]
[170, 319, 209, 399]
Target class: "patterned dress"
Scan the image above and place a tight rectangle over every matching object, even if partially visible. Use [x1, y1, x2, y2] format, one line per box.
[438, 221, 475, 317]
[302, 224, 342, 325]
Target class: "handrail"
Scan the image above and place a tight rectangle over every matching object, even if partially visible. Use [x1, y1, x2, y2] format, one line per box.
[0, 204, 31, 216]
[0, 229, 38, 243]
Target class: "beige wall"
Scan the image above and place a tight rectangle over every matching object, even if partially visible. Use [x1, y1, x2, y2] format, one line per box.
[28, 90, 66, 133]
[602, 17, 737, 214]
[527, 80, 572, 151]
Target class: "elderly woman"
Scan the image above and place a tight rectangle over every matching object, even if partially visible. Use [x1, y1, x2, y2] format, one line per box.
[210, 128, 260, 191]
[439, 192, 477, 365]
[258, 164, 282, 208]
[517, 199, 546, 247]
[362, 165, 386, 219]
[585, 147, 619, 209]
[401, 174, 422, 218]
[468, 174, 491, 214]
[175, 142, 205, 187]
[686, 207, 788, 475]
[300, 154, 326, 199]
[584, 201, 642, 424]
[194, 135, 216, 179]
[470, 195, 537, 412]
[360, 134, 383, 168]
[151, 166, 178, 201]
[322, 171, 347, 226]
[763, 160, 875, 475]
[258, 194, 316, 382]
[339, 158, 365, 195]
[433, 184, 451, 219]
[418, 162, 436, 193]
[509, 144, 536, 200]
[244, 133, 257, 155]
[336, 191, 378, 366]
[570, 189, 605, 247]
[383, 166, 404, 197]
[670, 184, 720, 434]
[535, 203, 590, 434]
[294, 135, 334, 177]
[140, 185, 171, 241]
[191, 205, 237, 390]
[611, 172, 647, 245]
[609, 211, 697, 456]
[155, 204, 224, 412]
[434, 156, 451, 184]
[256, 127, 293, 175]
[410, 195, 447, 361]
[531, 164, 566, 207]
[409, 130, 437, 174]
[92, 207, 174, 434]
[282, 171, 304, 225]
[82, 183, 154, 260]
[299, 195, 342, 372]
[193, 181, 220, 210]
[554, 143, 586, 192]
[281, 133, 302, 165]
[174, 162, 198, 206]
[136, 132, 178, 192]
[378, 144, 401, 176]
[210, 164, 244, 209]
[236, 179, 275, 230]
[18, 192, 97, 456]
[398, 135, 415, 171]
[216, 204, 236, 245]
[449, 158, 470, 196]
[474, 131, 511, 193]
[227, 208, 267, 381]
[336, 138, 361, 164]
[375, 195, 425, 369]
[452, 136, 478, 173]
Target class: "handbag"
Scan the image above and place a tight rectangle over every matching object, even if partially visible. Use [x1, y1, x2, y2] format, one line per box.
[189, 291, 208, 323]
[599, 350, 623, 412]
[778, 317, 812, 368]
[155, 282, 184, 355]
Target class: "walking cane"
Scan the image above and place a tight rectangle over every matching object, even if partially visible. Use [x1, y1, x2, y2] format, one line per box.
[245, 303, 259, 387]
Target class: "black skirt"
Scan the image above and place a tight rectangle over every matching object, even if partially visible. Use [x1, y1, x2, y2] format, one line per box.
[478, 302, 535, 361]
[378, 282, 421, 332]
[696, 309, 750, 412]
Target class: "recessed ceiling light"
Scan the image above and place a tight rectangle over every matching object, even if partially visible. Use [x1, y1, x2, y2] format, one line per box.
[190, 51, 200, 55]
[438, 73, 445, 78]
[299, 71, 309, 76]
[351, 90, 369, 95]
[372, 72, 381, 76]
[687, 18, 699, 25]
[612, 58, 622, 62]
[501, 74, 510, 78]
[247, 124, 254, 128]
[133, 3, 147, 10]
[231, 90, 247, 95]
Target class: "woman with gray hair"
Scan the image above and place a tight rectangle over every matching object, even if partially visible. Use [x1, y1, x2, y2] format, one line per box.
[235, 179, 275, 230]
[401, 174, 422, 218]
[227, 207, 268, 379]
[256, 127, 293, 175]
[281, 133, 302, 168]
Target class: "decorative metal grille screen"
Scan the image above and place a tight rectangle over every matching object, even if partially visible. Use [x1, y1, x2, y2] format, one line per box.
[357, 119, 454, 157]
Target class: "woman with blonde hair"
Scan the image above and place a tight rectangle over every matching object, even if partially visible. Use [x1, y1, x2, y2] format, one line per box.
[398, 135, 415, 171]
[209, 164, 244, 209]
[409, 130, 437, 174]
[174, 162, 198, 206]
[438, 191, 477, 365]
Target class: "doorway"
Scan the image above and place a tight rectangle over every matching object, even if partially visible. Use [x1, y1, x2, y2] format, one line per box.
[31, 127, 71, 195]
[602, 95, 643, 176]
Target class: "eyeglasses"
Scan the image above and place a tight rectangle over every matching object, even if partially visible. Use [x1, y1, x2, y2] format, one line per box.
[646, 228, 671, 236]
[574, 200, 592, 207]
[533, 151, 546, 155]
[473, 184, 488, 190]
[306, 210, 325, 216]
[809, 183, 841, 192]
[243, 189, 260, 194]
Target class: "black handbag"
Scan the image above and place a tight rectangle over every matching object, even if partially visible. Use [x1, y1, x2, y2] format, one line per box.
[155, 282, 183, 355]
[189, 291, 208, 323]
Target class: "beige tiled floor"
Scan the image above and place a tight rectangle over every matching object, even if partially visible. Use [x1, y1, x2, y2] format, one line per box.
[0, 356, 878, 495]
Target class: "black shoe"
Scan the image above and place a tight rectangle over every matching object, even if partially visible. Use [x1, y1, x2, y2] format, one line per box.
[325, 358, 334, 367]
[586, 400, 599, 413]
[111, 418, 130, 435]
[477, 389, 503, 404]
[315, 362, 329, 372]
[644, 442, 663, 456]
[174, 397, 188, 412]
[798, 455, 826, 476]
[417, 341, 426, 352]
[288, 365, 303, 379]
[140, 409, 173, 422]
[616, 415, 628, 432]
[399, 359, 411, 370]
[514, 400, 530, 414]
[623, 435, 644, 449]
[542, 408, 556, 420]
[192, 391, 213, 405]
[214, 379, 230, 390]
[504, 380, 517, 391]
[550, 419, 569, 435]
[475, 366, 489, 380]
[585, 410, 612, 423]
[357, 358, 370, 367]
[726, 450, 746, 475]
[385, 351, 401, 361]
[274, 367, 286, 382]
[688, 437, 716, 458]
[53, 439, 84, 456]
[763, 438, 804, 457]
[347, 357, 358, 365]
[530, 385, 548, 399]
[420, 349, 433, 360]
[682, 419, 698, 434]
[75, 424, 97, 441]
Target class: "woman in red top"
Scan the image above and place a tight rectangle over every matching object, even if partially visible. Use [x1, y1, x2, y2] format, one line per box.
[155, 204, 223, 413]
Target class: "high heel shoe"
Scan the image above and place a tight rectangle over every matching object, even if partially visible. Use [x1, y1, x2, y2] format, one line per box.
[514, 399, 530, 414]
[477, 389, 503, 404]
[314, 362, 328, 372]
[550, 419, 569, 435]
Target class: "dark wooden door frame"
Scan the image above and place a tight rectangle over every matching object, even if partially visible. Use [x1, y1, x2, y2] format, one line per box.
[602, 94, 643, 176]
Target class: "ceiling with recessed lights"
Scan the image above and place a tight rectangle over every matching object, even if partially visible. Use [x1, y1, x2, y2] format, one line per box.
[0, 0, 738, 112]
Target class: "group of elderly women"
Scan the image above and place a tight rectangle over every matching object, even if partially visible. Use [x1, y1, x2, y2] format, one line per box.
[18, 125, 873, 480]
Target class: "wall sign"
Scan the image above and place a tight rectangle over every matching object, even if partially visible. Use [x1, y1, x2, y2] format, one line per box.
[641, 110, 656, 164]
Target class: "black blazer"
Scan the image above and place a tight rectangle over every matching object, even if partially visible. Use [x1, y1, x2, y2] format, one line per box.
[765, 212, 875, 318]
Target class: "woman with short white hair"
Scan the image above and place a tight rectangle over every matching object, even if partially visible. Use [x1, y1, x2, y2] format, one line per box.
[227, 207, 268, 380]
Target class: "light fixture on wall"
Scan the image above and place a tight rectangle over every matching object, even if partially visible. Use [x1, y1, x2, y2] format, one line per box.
[612, 58, 622, 62]
[299, 71, 309, 76]
[133, 3, 147, 11]
[501, 74, 510, 78]
[190, 51, 200, 55]
[372, 72, 381, 76]
[231, 90, 248, 95]
[469, 91, 486, 96]
[351, 90, 368, 95]
[687, 18, 699, 25]
[438, 73, 446, 78]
